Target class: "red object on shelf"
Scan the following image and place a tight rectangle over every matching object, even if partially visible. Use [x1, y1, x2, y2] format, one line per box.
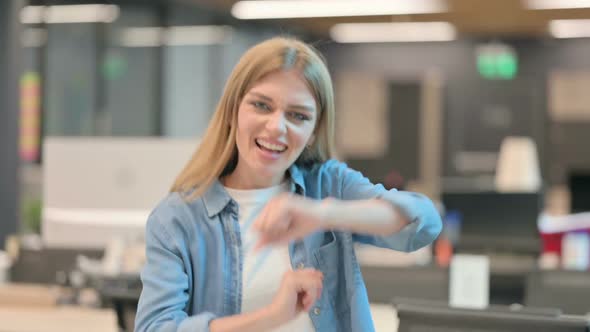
[538, 213, 590, 256]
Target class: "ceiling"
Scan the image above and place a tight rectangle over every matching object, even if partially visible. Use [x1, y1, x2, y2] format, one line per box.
[187, 0, 590, 38]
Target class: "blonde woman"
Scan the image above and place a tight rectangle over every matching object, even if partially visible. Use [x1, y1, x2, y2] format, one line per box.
[135, 37, 442, 332]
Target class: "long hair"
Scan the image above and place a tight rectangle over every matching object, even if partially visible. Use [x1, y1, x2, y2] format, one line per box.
[170, 37, 336, 199]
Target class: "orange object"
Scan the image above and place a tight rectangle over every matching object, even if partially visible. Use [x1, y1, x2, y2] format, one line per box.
[435, 236, 453, 267]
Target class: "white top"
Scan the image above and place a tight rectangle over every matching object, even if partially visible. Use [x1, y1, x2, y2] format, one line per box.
[225, 182, 315, 332]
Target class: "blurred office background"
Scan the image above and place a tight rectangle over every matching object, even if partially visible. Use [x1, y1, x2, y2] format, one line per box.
[3, 0, 590, 331]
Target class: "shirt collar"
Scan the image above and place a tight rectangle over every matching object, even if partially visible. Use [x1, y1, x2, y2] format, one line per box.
[201, 179, 233, 218]
[201, 163, 308, 218]
[287, 163, 306, 195]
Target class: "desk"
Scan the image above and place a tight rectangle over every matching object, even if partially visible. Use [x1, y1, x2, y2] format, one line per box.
[362, 253, 540, 306]
[96, 274, 141, 330]
[525, 269, 590, 315]
[0, 283, 59, 307]
[362, 265, 448, 304]
[0, 307, 118, 332]
[0, 283, 118, 332]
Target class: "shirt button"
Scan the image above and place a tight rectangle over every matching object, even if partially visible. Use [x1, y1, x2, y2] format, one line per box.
[313, 307, 321, 315]
[297, 262, 305, 269]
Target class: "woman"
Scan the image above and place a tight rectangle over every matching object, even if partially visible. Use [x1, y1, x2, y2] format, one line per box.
[135, 37, 442, 332]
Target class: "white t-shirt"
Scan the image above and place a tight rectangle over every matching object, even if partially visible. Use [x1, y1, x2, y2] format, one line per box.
[225, 182, 316, 332]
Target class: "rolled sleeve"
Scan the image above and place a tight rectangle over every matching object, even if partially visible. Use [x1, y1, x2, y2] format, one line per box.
[177, 312, 217, 332]
[366, 190, 442, 252]
[328, 160, 442, 252]
[135, 213, 217, 332]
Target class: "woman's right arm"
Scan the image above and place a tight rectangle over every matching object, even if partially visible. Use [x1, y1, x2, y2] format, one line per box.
[135, 211, 323, 332]
[135, 213, 218, 332]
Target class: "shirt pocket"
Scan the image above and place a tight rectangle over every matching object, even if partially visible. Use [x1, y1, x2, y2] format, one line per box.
[312, 231, 351, 314]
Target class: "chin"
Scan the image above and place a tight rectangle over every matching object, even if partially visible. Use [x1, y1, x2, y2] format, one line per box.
[253, 160, 289, 177]
[257, 163, 286, 176]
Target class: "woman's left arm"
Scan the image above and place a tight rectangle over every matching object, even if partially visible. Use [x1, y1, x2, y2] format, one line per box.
[332, 161, 442, 252]
[254, 161, 442, 252]
[320, 192, 441, 252]
[320, 198, 410, 237]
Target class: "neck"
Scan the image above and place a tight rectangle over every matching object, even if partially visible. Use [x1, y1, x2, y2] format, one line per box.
[223, 168, 286, 190]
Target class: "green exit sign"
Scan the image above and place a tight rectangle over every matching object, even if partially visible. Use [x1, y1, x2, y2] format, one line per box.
[476, 43, 518, 80]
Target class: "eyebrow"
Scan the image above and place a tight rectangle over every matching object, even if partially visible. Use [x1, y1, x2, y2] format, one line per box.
[248, 92, 316, 113]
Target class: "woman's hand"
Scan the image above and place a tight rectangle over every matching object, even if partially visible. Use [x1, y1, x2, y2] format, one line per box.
[253, 193, 329, 249]
[210, 269, 323, 332]
[266, 269, 324, 325]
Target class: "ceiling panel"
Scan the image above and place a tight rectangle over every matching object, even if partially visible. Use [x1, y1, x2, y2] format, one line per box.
[185, 0, 590, 38]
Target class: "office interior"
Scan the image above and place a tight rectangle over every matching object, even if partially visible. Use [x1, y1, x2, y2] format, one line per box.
[2, 0, 590, 331]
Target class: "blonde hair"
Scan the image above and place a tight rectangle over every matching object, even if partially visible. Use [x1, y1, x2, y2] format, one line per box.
[171, 37, 336, 199]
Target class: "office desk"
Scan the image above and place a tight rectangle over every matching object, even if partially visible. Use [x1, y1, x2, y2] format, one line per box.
[525, 269, 590, 315]
[361, 259, 534, 306]
[0, 307, 118, 332]
[361, 265, 448, 304]
[0, 283, 118, 332]
[0, 283, 59, 307]
[95, 274, 142, 331]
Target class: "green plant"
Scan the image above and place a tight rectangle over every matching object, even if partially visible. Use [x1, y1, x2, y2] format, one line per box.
[22, 198, 42, 234]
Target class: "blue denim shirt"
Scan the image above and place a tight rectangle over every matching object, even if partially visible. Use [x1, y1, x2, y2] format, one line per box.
[135, 160, 442, 332]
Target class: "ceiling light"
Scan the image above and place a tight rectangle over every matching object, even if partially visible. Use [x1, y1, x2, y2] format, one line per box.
[523, 0, 590, 10]
[232, 0, 447, 19]
[118, 26, 232, 47]
[21, 5, 119, 24]
[20, 6, 44, 24]
[330, 22, 456, 43]
[550, 19, 590, 38]
[166, 26, 232, 46]
[118, 27, 164, 48]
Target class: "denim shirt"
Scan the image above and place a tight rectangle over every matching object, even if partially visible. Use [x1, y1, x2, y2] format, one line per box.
[135, 159, 442, 332]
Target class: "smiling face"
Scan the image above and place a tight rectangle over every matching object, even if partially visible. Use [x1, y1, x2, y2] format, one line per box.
[224, 69, 318, 189]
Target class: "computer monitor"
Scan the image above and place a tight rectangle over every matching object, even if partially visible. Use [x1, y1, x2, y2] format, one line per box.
[441, 191, 543, 254]
[42, 137, 198, 249]
[569, 172, 590, 213]
[395, 298, 588, 332]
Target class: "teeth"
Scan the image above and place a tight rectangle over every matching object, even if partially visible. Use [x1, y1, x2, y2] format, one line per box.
[256, 139, 287, 152]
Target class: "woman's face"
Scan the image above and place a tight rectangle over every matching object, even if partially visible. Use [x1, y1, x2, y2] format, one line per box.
[230, 69, 317, 189]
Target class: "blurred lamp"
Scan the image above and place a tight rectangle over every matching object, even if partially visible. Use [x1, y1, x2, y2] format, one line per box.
[330, 22, 456, 43]
[495, 136, 542, 192]
[21, 5, 119, 24]
[550, 19, 590, 38]
[524, 0, 590, 9]
[232, 0, 447, 19]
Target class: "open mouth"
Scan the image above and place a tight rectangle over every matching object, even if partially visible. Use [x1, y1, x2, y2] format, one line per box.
[255, 138, 287, 153]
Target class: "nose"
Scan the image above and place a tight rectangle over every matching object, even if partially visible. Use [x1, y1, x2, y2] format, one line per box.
[265, 110, 287, 136]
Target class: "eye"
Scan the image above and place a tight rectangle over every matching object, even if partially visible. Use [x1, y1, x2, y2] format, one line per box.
[250, 101, 271, 112]
[289, 112, 310, 122]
